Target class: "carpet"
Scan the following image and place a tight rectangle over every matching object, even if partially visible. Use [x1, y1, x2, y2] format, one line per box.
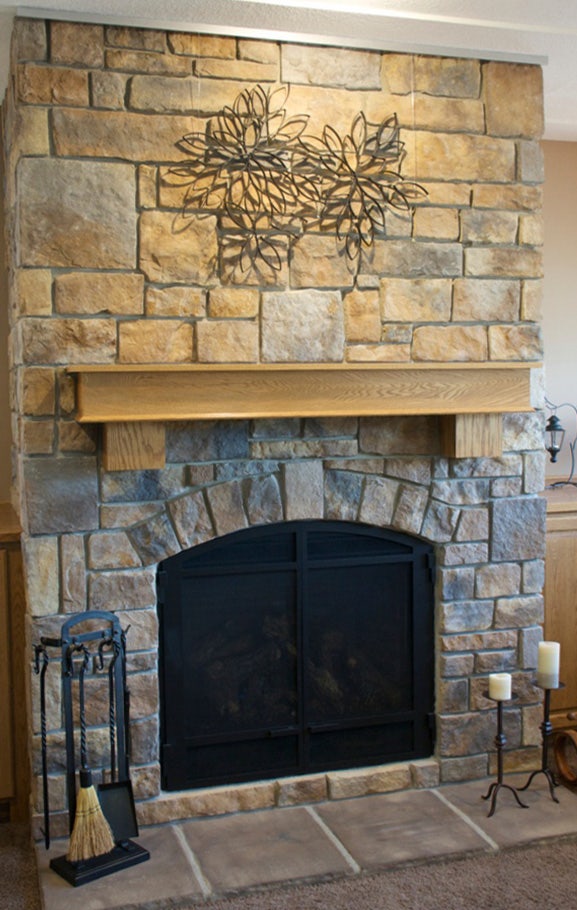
[0, 823, 41, 910]
[171, 836, 577, 910]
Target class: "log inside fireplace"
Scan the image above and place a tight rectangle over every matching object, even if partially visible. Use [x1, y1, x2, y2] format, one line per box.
[158, 520, 435, 790]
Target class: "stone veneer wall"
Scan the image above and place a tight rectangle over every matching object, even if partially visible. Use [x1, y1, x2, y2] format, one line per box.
[1, 18, 549, 831]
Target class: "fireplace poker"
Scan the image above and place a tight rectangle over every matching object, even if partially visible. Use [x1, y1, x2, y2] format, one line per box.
[34, 643, 50, 849]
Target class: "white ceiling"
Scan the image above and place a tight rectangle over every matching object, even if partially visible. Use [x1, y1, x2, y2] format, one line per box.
[1, 0, 576, 140]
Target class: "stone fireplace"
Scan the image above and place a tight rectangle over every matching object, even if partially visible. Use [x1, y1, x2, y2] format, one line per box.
[1, 18, 547, 835]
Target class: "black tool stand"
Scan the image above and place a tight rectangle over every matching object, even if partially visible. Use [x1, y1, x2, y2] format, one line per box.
[518, 682, 562, 804]
[482, 692, 529, 817]
[37, 611, 150, 886]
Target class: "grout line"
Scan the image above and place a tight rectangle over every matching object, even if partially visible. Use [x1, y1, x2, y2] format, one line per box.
[172, 822, 214, 898]
[431, 788, 500, 851]
[305, 805, 362, 873]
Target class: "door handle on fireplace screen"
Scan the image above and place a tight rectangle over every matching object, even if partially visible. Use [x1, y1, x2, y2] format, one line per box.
[267, 726, 299, 737]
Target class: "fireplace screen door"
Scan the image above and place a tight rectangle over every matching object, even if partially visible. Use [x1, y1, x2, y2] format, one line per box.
[158, 520, 435, 790]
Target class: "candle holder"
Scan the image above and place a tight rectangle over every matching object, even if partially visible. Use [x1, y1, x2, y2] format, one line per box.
[482, 692, 529, 817]
[518, 682, 563, 803]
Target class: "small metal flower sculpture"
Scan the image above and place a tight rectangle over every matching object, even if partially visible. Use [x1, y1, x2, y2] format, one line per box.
[171, 84, 426, 275]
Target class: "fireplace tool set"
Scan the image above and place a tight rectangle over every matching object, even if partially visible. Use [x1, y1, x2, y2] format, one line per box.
[34, 610, 149, 886]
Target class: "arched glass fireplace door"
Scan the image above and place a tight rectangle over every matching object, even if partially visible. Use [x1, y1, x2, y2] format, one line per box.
[158, 520, 435, 791]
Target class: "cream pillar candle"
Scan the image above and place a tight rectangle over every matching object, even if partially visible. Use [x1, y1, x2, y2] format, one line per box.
[537, 641, 560, 689]
[489, 672, 512, 701]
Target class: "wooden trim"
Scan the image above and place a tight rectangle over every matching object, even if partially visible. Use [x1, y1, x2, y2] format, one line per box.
[67, 362, 538, 470]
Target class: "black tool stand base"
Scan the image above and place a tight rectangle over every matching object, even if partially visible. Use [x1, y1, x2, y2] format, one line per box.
[50, 840, 150, 887]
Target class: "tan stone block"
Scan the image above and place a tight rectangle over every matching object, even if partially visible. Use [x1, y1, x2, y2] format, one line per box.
[196, 58, 278, 81]
[129, 75, 197, 112]
[473, 183, 542, 212]
[461, 210, 518, 245]
[168, 32, 236, 58]
[359, 476, 398, 526]
[12, 18, 47, 61]
[52, 108, 199, 162]
[484, 62, 544, 138]
[23, 535, 60, 617]
[343, 289, 381, 343]
[91, 71, 127, 109]
[409, 132, 515, 182]
[518, 139, 545, 183]
[138, 165, 158, 208]
[282, 44, 381, 89]
[114, 608, 159, 651]
[414, 56, 481, 98]
[10, 107, 50, 157]
[130, 764, 161, 800]
[394, 484, 428, 535]
[54, 272, 144, 315]
[413, 207, 460, 241]
[346, 344, 411, 363]
[88, 531, 142, 569]
[283, 461, 324, 520]
[465, 247, 542, 279]
[139, 210, 218, 283]
[146, 286, 205, 317]
[412, 325, 487, 361]
[60, 533, 87, 612]
[476, 562, 521, 598]
[106, 26, 167, 51]
[381, 53, 414, 94]
[118, 319, 193, 363]
[452, 279, 519, 322]
[369, 239, 462, 278]
[137, 782, 276, 825]
[168, 492, 214, 549]
[105, 49, 191, 75]
[206, 481, 248, 536]
[276, 774, 328, 806]
[291, 234, 355, 289]
[19, 158, 137, 269]
[22, 367, 55, 416]
[208, 288, 259, 318]
[413, 96, 484, 133]
[519, 213, 544, 246]
[410, 759, 440, 789]
[238, 39, 279, 65]
[196, 320, 258, 363]
[455, 507, 489, 541]
[521, 280, 543, 322]
[361, 415, 439, 456]
[327, 763, 411, 799]
[381, 278, 452, 321]
[50, 21, 104, 66]
[100, 503, 165, 529]
[284, 84, 375, 137]
[381, 324, 412, 344]
[15, 270, 52, 316]
[416, 183, 472, 207]
[89, 568, 157, 612]
[17, 63, 89, 106]
[58, 421, 97, 454]
[262, 290, 344, 362]
[488, 324, 543, 361]
[21, 317, 117, 365]
[23, 419, 54, 454]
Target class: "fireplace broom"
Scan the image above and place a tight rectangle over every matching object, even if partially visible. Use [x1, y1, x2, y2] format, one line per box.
[66, 643, 115, 863]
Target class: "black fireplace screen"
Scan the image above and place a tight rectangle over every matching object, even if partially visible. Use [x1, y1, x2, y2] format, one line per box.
[158, 520, 435, 790]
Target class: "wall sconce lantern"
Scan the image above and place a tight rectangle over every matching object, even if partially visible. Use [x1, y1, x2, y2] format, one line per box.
[545, 398, 577, 486]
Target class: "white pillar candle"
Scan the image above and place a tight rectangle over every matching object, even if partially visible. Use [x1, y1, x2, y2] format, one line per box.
[489, 672, 512, 701]
[537, 641, 560, 689]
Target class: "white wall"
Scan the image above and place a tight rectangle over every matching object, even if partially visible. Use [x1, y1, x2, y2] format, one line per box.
[542, 141, 577, 480]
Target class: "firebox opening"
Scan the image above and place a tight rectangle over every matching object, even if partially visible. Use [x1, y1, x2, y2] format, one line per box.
[158, 520, 435, 791]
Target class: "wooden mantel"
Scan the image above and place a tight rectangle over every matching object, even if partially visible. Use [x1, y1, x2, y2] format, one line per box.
[68, 362, 538, 471]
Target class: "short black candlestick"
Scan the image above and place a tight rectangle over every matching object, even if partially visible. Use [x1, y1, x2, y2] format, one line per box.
[482, 697, 529, 817]
[518, 685, 559, 803]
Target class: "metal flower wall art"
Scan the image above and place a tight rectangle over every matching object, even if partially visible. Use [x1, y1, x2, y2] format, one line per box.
[170, 84, 426, 276]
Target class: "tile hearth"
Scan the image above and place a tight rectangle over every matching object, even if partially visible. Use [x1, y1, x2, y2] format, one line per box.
[36, 776, 577, 910]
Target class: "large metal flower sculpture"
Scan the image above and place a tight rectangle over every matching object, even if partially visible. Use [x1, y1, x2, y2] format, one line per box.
[299, 112, 426, 259]
[171, 85, 426, 274]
